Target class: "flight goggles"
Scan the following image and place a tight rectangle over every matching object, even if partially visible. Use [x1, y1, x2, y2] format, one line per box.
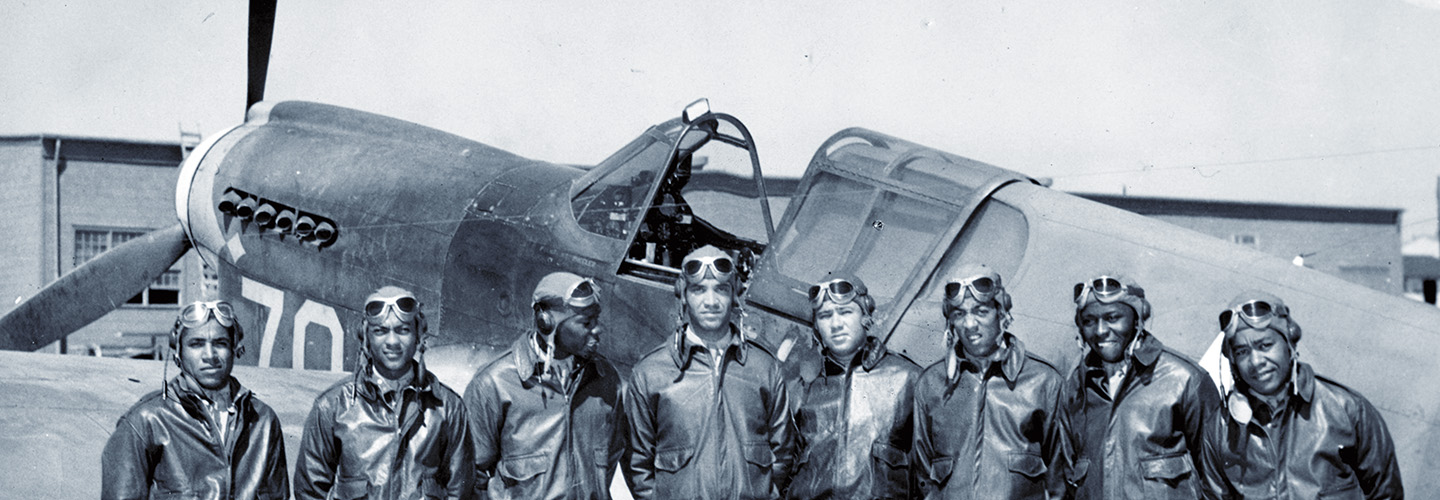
[945, 274, 1000, 303]
[809, 278, 859, 307]
[560, 278, 600, 309]
[179, 301, 237, 329]
[1219, 299, 1290, 335]
[365, 294, 420, 322]
[681, 255, 736, 283]
[1073, 276, 1131, 307]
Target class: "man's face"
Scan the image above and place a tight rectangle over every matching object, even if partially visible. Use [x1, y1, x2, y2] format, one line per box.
[1229, 327, 1293, 396]
[948, 297, 1003, 358]
[1078, 302, 1138, 363]
[684, 278, 734, 333]
[815, 300, 866, 359]
[366, 314, 418, 377]
[178, 320, 235, 391]
[554, 304, 602, 359]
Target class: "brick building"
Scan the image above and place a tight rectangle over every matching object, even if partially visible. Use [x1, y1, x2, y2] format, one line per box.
[0, 135, 208, 357]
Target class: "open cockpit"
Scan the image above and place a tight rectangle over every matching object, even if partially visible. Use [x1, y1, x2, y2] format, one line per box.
[570, 99, 775, 286]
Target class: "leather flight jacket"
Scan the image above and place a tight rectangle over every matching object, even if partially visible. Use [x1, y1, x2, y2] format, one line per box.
[1207, 362, 1402, 499]
[101, 375, 289, 500]
[466, 333, 625, 500]
[294, 362, 475, 500]
[912, 333, 1069, 500]
[787, 336, 920, 500]
[1062, 332, 1224, 500]
[622, 324, 795, 500]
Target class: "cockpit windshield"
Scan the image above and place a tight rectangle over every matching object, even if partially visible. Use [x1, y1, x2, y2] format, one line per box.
[571, 129, 674, 240]
[769, 170, 961, 312]
[746, 128, 1031, 333]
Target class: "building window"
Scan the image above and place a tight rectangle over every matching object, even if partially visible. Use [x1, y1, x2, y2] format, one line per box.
[1231, 234, 1258, 247]
[74, 229, 181, 306]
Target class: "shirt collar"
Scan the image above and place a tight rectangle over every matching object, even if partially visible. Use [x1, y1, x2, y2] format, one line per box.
[671, 323, 746, 368]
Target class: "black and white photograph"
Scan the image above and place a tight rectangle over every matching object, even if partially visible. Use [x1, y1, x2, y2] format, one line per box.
[1, 1, 1436, 498]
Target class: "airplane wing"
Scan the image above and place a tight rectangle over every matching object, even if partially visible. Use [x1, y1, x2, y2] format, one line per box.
[0, 350, 344, 499]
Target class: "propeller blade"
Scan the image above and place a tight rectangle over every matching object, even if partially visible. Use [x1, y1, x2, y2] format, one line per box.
[246, 0, 278, 112]
[0, 224, 192, 351]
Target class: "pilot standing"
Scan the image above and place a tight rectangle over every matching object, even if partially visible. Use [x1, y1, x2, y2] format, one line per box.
[911, 265, 1068, 499]
[465, 272, 624, 499]
[622, 245, 794, 499]
[1204, 291, 1402, 499]
[786, 274, 920, 499]
[101, 300, 289, 499]
[294, 286, 474, 500]
[1062, 275, 1222, 499]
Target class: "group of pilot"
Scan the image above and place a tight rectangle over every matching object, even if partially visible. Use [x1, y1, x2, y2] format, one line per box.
[101, 244, 1403, 499]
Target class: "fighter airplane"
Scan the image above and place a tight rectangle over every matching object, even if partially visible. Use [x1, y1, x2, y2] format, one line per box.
[2, 2, 1439, 498]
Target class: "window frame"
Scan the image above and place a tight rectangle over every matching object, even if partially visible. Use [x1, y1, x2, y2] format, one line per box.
[72, 226, 183, 308]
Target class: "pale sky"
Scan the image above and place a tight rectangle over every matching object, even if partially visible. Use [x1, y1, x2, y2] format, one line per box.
[4, 0, 1439, 248]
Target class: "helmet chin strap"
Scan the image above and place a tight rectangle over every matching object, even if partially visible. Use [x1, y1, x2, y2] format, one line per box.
[1124, 322, 1146, 359]
[542, 330, 556, 376]
[162, 342, 172, 401]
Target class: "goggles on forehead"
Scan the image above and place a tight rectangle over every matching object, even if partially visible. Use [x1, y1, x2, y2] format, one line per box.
[1219, 299, 1289, 334]
[1073, 276, 1129, 307]
[180, 301, 237, 329]
[561, 278, 600, 308]
[945, 275, 999, 303]
[809, 278, 858, 307]
[681, 255, 736, 283]
[365, 294, 420, 322]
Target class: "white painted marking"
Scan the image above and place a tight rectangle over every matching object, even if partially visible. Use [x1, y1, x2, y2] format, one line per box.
[294, 300, 345, 371]
[226, 234, 246, 262]
[242, 278, 284, 367]
[1198, 330, 1232, 396]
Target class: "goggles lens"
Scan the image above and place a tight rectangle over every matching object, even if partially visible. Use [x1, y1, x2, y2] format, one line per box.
[1220, 299, 1283, 332]
[565, 279, 599, 308]
[808, 279, 857, 306]
[365, 295, 419, 321]
[1074, 276, 1128, 306]
[945, 276, 998, 302]
[681, 255, 735, 282]
[180, 301, 236, 329]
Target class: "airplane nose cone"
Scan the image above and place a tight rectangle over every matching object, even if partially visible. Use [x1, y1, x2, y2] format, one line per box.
[176, 123, 246, 257]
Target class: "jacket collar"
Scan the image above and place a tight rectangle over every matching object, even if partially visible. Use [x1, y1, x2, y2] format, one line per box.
[947, 332, 1026, 384]
[819, 335, 887, 377]
[166, 374, 249, 418]
[1130, 331, 1162, 367]
[669, 323, 746, 369]
[1294, 361, 1316, 403]
[511, 332, 604, 389]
